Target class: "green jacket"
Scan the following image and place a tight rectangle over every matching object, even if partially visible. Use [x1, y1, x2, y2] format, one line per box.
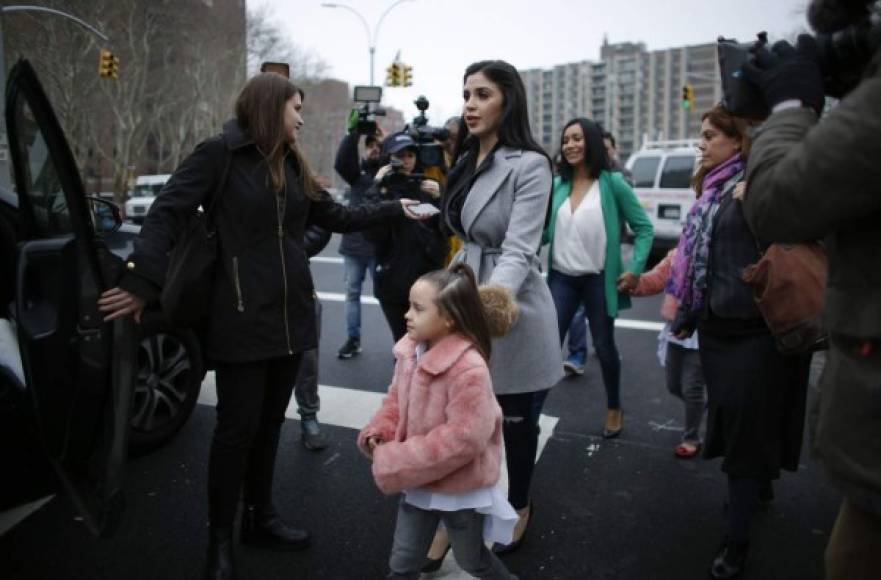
[542, 170, 654, 317]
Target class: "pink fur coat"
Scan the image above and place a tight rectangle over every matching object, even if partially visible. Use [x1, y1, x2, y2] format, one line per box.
[357, 334, 504, 496]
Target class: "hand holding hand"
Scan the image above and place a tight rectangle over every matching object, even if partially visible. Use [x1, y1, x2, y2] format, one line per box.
[617, 272, 639, 294]
[98, 287, 145, 323]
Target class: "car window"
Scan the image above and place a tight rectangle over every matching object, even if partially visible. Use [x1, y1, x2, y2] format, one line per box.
[630, 157, 660, 188]
[14, 99, 71, 236]
[659, 155, 696, 189]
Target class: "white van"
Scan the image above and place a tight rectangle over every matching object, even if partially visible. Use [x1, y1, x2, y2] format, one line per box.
[625, 140, 698, 255]
[124, 174, 171, 223]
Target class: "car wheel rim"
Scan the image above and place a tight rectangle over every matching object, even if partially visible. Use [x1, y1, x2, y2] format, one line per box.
[132, 333, 192, 433]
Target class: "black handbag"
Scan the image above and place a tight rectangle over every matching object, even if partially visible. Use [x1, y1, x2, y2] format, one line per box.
[160, 147, 231, 327]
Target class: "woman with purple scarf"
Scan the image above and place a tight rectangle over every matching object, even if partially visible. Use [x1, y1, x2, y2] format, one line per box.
[670, 105, 812, 579]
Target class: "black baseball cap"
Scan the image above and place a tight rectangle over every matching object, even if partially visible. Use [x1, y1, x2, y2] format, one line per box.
[383, 132, 417, 155]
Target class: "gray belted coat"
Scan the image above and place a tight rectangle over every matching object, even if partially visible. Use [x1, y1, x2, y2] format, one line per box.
[446, 146, 563, 395]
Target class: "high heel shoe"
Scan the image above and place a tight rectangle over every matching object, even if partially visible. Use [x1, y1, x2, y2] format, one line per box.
[421, 527, 451, 573]
[603, 409, 623, 439]
[491, 504, 532, 555]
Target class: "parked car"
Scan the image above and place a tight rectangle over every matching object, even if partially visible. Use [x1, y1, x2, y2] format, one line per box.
[625, 140, 698, 257]
[124, 174, 170, 223]
[0, 60, 203, 534]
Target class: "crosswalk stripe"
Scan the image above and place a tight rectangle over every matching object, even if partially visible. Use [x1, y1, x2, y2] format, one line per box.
[311, 256, 345, 264]
[315, 291, 664, 332]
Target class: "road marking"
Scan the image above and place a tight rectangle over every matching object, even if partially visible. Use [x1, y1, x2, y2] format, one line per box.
[315, 291, 665, 332]
[311, 256, 344, 264]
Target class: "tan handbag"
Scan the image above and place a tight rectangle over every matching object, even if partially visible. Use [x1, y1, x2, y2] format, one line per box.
[742, 242, 828, 354]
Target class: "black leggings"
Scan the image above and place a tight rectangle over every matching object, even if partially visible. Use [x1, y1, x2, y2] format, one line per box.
[209, 355, 301, 530]
[727, 476, 772, 543]
[497, 389, 550, 510]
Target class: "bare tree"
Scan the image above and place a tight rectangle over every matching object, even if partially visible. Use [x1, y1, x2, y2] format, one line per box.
[246, 5, 328, 81]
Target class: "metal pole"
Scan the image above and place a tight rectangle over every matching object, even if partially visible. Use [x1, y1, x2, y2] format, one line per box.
[322, 0, 416, 86]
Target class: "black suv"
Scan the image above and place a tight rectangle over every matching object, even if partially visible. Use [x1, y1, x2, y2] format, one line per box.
[0, 60, 203, 535]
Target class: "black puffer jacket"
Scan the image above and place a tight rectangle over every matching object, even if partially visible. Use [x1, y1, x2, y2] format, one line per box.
[120, 120, 402, 363]
[364, 173, 447, 304]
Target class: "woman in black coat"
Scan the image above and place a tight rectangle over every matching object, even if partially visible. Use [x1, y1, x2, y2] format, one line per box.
[98, 73, 424, 580]
[671, 104, 811, 579]
[364, 132, 447, 341]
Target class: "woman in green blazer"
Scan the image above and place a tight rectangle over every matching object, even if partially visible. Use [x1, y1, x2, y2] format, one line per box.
[542, 118, 653, 437]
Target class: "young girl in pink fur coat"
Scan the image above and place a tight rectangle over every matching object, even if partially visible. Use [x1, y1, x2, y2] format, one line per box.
[358, 263, 519, 580]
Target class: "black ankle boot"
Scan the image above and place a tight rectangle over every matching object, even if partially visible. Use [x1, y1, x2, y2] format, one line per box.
[205, 527, 236, 580]
[241, 504, 310, 551]
[709, 537, 748, 579]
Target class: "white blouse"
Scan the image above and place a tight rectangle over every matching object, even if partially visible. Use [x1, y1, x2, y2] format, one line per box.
[552, 180, 606, 276]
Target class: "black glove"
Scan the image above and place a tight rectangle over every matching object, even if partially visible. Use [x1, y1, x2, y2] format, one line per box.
[742, 34, 825, 115]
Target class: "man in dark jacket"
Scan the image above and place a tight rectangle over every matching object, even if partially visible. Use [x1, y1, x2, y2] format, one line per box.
[334, 124, 383, 359]
[740, 3, 881, 577]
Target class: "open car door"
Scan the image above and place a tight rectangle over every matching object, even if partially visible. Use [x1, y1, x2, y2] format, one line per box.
[6, 59, 135, 537]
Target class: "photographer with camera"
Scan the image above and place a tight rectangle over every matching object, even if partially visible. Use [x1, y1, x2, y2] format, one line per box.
[365, 132, 448, 341]
[333, 109, 385, 360]
[734, 1, 881, 577]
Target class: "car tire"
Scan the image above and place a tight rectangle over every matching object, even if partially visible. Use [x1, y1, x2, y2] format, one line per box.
[128, 323, 204, 456]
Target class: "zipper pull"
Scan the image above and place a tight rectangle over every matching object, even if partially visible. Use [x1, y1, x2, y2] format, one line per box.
[278, 225, 284, 238]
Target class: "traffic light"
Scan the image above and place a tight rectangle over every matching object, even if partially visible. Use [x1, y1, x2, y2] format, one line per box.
[386, 62, 401, 87]
[401, 64, 413, 87]
[98, 48, 119, 79]
[681, 83, 695, 110]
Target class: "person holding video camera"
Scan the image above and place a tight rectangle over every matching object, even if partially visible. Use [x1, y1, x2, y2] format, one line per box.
[364, 132, 448, 341]
[334, 113, 385, 360]
[735, 1, 881, 577]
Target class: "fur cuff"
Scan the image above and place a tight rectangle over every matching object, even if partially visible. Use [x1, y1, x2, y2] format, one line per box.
[479, 284, 519, 337]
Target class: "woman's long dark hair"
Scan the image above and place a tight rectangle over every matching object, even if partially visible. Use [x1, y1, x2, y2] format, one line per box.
[557, 117, 610, 182]
[234, 73, 321, 200]
[418, 263, 492, 362]
[450, 60, 550, 168]
[692, 104, 753, 197]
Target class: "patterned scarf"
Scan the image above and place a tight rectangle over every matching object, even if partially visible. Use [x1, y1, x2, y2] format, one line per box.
[667, 154, 745, 313]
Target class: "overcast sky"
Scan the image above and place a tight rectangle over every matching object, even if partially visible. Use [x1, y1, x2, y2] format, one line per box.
[253, 0, 811, 126]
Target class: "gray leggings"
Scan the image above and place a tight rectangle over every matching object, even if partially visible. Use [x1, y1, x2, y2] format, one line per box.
[387, 500, 517, 580]
[665, 343, 706, 443]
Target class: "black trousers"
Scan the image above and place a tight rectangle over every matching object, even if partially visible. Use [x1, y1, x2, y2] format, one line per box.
[209, 355, 301, 530]
[497, 389, 550, 510]
[380, 300, 409, 343]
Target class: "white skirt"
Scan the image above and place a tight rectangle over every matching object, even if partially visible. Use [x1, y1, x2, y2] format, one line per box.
[404, 485, 518, 545]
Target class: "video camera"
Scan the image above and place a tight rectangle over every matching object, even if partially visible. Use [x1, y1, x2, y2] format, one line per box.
[353, 85, 387, 135]
[718, 0, 881, 118]
[404, 96, 449, 168]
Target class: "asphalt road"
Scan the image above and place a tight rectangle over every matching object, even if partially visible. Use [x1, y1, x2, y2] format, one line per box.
[0, 236, 840, 580]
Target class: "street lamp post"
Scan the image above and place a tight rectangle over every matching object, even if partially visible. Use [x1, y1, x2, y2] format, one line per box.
[321, 0, 415, 86]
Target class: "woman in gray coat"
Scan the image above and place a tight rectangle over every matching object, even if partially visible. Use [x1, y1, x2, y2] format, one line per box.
[421, 60, 562, 569]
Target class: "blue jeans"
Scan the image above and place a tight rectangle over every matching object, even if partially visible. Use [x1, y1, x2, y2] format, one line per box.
[548, 270, 621, 409]
[567, 305, 589, 360]
[343, 255, 376, 340]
